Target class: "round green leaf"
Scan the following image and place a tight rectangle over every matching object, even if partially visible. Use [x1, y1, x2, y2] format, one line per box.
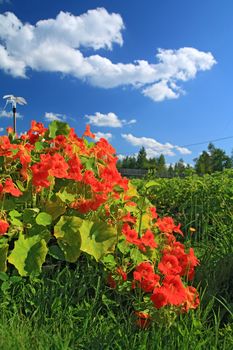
[36, 212, 52, 226]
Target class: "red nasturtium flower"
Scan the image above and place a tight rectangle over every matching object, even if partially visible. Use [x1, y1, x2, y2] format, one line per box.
[3, 178, 22, 197]
[0, 219, 9, 235]
[156, 217, 183, 236]
[150, 206, 158, 219]
[182, 286, 200, 312]
[122, 223, 140, 245]
[107, 267, 127, 289]
[161, 275, 186, 305]
[133, 262, 160, 293]
[158, 254, 182, 275]
[151, 275, 186, 309]
[151, 288, 168, 309]
[135, 311, 152, 329]
[83, 124, 95, 139]
[141, 229, 157, 249]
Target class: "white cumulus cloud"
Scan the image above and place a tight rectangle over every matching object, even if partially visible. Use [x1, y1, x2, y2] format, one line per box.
[143, 80, 181, 102]
[85, 112, 136, 128]
[44, 112, 67, 122]
[0, 109, 23, 118]
[121, 133, 191, 157]
[0, 10, 216, 101]
[95, 131, 112, 141]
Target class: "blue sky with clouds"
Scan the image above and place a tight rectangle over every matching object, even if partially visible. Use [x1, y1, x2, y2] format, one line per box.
[0, 0, 232, 164]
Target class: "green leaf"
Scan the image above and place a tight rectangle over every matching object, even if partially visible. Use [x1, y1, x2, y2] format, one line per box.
[102, 254, 117, 269]
[48, 245, 66, 261]
[117, 239, 130, 254]
[0, 243, 8, 272]
[135, 213, 151, 232]
[54, 216, 82, 263]
[9, 210, 22, 219]
[26, 224, 51, 241]
[130, 247, 146, 265]
[10, 217, 23, 227]
[79, 220, 116, 261]
[8, 234, 48, 276]
[90, 221, 116, 242]
[0, 272, 9, 281]
[35, 141, 48, 152]
[0, 199, 15, 210]
[23, 208, 40, 224]
[49, 121, 70, 138]
[57, 189, 76, 203]
[145, 180, 159, 189]
[80, 156, 97, 171]
[16, 180, 26, 192]
[9, 210, 23, 227]
[36, 212, 52, 226]
[44, 196, 66, 220]
[0, 156, 4, 167]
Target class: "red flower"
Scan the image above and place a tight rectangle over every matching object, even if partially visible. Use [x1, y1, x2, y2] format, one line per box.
[158, 254, 182, 275]
[182, 286, 200, 312]
[150, 207, 158, 219]
[133, 262, 160, 292]
[133, 262, 154, 280]
[122, 212, 136, 224]
[49, 153, 69, 178]
[6, 127, 13, 134]
[67, 155, 82, 181]
[141, 230, 157, 249]
[152, 276, 185, 309]
[3, 178, 22, 197]
[122, 223, 140, 245]
[151, 288, 168, 309]
[83, 124, 95, 139]
[156, 217, 183, 236]
[107, 267, 127, 289]
[140, 273, 160, 292]
[162, 275, 186, 306]
[135, 311, 151, 328]
[0, 135, 15, 157]
[0, 219, 9, 235]
[31, 162, 50, 187]
[29, 120, 47, 135]
[116, 267, 127, 281]
[107, 274, 117, 289]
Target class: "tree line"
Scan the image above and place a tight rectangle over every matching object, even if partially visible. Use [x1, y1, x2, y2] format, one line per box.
[117, 143, 233, 177]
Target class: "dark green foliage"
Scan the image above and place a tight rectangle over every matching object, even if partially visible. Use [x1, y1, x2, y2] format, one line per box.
[194, 143, 233, 175]
[135, 170, 233, 242]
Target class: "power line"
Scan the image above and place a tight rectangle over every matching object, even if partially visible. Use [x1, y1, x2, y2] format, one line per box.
[182, 135, 233, 148]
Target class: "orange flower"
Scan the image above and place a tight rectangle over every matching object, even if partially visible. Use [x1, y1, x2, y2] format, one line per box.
[182, 286, 200, 312]
[135, 311, 151, 329]
[6, 127, 13, 134]
[83, 124, 95, 139]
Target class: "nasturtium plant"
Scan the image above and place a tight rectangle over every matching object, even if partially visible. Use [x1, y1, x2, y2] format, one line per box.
[0, 120, 200, 326]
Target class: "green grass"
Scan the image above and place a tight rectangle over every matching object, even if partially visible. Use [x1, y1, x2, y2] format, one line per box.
[0, 258, 232, 350]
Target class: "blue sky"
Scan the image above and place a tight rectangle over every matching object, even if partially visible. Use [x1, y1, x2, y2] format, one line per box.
[0, 0, 233, 164]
